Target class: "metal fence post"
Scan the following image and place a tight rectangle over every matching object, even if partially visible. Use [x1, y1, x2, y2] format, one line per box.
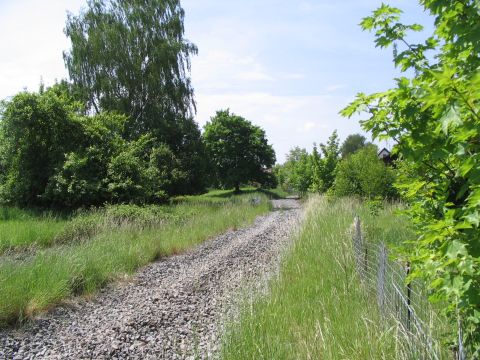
[377, 243, 387, 313]
[406, 261, 412, 332]
[457, 316, 466, 360]
[353, 216, 365, 282]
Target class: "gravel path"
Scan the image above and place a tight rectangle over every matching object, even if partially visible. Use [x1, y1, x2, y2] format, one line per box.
[0, 199, 302, 359]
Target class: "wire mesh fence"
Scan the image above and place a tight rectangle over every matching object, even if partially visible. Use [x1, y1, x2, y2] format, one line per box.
[351, 216, 464, 360]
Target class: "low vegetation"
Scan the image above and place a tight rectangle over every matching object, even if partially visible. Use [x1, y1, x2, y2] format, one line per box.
[222, 196, 448, 359]
[0, 190, 271, 327]
[222, 196, 398, 359]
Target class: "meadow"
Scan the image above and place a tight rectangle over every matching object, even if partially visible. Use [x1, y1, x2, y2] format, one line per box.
[0, 189, 273, 327]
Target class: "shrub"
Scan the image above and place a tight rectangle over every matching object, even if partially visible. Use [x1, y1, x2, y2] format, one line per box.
[334, 146, 396, 199]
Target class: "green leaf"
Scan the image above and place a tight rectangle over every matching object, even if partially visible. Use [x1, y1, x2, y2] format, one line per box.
[440, 105, 462, 134]
[446, 240, 467, 259]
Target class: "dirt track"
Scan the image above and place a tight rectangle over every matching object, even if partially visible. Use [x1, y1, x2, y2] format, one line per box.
[0, 199, 301, 359]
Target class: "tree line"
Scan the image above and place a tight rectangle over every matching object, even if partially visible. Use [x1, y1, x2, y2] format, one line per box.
[0, 0, 275, 208]
[275, 131, 396, 200]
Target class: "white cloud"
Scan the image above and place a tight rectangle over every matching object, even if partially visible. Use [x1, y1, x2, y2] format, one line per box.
[0, 0, 85, 99]
[298, 121, 318, 133]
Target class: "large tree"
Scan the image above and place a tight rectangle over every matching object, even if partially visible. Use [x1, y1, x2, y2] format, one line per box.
[64, 0, 197, 136]
[340, 133, 370, 158]
[64, 0, 206, 195]
[203, 110, 276, 192]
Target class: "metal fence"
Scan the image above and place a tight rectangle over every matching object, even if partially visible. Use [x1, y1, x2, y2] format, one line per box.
[351, 216, 466, 360]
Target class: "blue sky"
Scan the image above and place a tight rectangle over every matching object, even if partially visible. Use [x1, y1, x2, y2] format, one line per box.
[0, 0, 433, 162]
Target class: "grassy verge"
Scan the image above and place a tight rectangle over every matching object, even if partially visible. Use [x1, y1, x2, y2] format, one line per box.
[0, 207, 69, 253]
[221, 196, 400, 359]
[0, 191, 271, 327]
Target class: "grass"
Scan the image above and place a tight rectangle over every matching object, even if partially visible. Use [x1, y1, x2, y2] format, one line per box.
[0, 219, 68, 253]
[359, 201, 414, 248]
[0, 190, 272, 327]
[0, 206, 69, 253]
[221, 196, 399, 359]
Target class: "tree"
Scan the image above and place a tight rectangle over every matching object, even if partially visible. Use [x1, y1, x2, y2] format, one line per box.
[45, 112, 127, 207]
[308, 144, 322, 193]
[342, 1, 480, 353]
[203, 110, 276, 192]
[334, 146, 396, 199]
[0, 86, 83, 206]
[340, 133, 370, 158]
[0, 83, 193, 208]
[64, 0, 207, 196]
[318, 130, 340, 192]
[274, 147, 312, 195]
[64, 0, 197, 137]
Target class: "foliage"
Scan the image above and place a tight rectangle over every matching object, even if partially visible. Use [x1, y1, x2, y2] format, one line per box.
[107, 135, 181, 204]
[308, 144, 322, 193]
[334, 146, 396, 199]
[0, 86, 83, 206]
[0, 0, 209, 207]
[203, 109, 276, 192]
[276, 131, 341, 195]
[64, 0, 197, 136]
[64, 0, 207, 197]
[0, 84, 199, 208]
[278, 147, 312, 195]
[45, 112, 126, 207]
[340, 133, 370, 158]
[318, 130, 340, 192]
[341, 1, 480, 353]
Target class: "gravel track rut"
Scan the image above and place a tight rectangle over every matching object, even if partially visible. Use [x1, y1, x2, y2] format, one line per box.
[0, 199, 301, 359]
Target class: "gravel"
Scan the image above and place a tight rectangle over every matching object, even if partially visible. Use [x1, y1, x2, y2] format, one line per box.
[0, 199, 301, 359]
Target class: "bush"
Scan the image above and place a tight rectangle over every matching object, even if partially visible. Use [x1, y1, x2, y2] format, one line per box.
[0, 87, 83, 206]
[334, 146, 396, 199]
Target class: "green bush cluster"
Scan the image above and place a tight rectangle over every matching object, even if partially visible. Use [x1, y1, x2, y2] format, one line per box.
[334, 146, 397, 199]
[0, 85, 204, 208]
[275, 131, 340, 195]
[275, 132, 396, 200]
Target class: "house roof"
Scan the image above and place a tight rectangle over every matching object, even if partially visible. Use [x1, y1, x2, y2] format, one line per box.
[378, 148, 391, 158]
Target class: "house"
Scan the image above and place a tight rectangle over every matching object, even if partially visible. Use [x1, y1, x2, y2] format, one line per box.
[378, 148, 395, 165]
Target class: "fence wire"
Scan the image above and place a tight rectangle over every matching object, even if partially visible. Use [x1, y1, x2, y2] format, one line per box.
[351, 216, 452, 360]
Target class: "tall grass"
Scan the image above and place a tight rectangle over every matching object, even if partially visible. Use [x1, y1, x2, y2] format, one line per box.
[221, 196, 399, 359]
[0, 192, 271, 327]
[0, 220, 68, 253]
[0, 206, 68, 253]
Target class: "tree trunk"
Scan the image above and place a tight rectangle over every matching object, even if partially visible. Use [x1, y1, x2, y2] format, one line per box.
[234, 182, 241, 194]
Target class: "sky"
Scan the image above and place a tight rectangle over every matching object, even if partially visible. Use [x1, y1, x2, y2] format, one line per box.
[0, 0, 434, 162]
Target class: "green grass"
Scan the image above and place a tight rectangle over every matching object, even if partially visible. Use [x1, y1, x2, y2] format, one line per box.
[0, 206, 69, 253]
[221, 196, 400, 360]
[359, 201, 414, 247]
[221, 195, 449, 359]
[0, 219, 68, 253]
[0, 191, 271, 327]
